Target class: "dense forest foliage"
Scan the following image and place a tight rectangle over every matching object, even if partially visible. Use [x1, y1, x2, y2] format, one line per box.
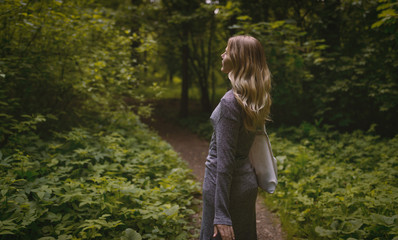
[3, 0, 396, 137]
[138, 0, 398, 137]
[1, 0, 397, 239]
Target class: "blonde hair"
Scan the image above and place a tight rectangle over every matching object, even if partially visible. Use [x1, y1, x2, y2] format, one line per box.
[227, 35, 272, 131]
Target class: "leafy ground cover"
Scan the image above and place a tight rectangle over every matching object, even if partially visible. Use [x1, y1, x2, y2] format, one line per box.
[0, 110, 201, 240]
[266, 124, 398, 240]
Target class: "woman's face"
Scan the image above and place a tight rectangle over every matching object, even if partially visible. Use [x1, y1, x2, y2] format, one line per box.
[221, 47, 233, 73]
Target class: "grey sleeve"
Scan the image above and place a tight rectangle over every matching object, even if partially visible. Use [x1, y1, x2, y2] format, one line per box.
[213, 97, 241, 226]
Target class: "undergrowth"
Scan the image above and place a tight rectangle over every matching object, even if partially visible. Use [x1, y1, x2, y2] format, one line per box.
[0, 110, 201, 240]
[265, 124, 398, 240]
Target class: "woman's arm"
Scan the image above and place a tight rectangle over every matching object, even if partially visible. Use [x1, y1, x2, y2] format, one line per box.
[213, 96, 241, 226]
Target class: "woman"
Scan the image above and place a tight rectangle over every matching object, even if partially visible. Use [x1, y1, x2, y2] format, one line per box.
[200, 35, 272, 240]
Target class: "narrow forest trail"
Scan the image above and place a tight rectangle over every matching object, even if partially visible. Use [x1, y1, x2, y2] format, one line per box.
[143, 100, 285, 240]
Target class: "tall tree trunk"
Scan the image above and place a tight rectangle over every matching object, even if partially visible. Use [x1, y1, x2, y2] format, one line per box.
[169, 72, 173, 84]
[200, 12, 215, 113]
[321, 0, 341, 53]
[211, 68, 216, 107]
[199, 76, 211, 113]
[180, 26, 189, 117]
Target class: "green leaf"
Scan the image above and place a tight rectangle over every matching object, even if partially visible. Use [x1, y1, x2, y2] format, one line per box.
[370, 213, 397, 226]
[315, 226, 338, 237]
[342, 219, 363, 234]
[0, 230, 15, 235]
[37, 191, 45, 199]
[1, 189, 7, 196]
[57, 235, 73, 240]
[379, 8, 398, 18]
[121, 228, 142, 240]
[270, 20, 285, 29]
[236, 15, 252, 21]
[164, 205, 179, 217]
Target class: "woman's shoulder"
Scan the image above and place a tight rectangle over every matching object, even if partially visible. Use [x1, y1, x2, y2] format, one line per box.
[220, 90, 241, 120]
[221, 90, 237, 105]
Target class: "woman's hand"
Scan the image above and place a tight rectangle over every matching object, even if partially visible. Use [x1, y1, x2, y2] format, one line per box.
[213, 224, 235, 240]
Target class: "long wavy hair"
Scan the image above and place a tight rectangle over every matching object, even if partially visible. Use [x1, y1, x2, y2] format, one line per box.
[227, 35, 272, 131]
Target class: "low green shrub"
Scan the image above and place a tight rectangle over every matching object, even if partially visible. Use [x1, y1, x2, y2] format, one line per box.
[265, 124, 398, 239]
[0, 110, 201, 239]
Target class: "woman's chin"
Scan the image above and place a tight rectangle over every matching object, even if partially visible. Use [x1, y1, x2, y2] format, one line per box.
[221, 67, 230, 73]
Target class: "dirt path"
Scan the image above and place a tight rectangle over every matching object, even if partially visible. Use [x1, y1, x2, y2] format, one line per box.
[144, 103, 285, 240]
